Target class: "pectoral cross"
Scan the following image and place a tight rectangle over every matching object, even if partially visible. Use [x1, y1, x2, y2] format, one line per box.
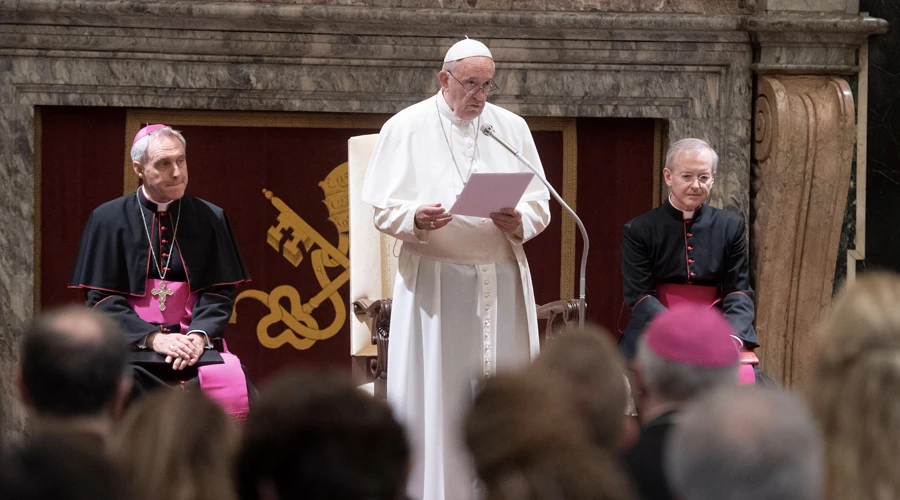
[151, 280, 174, 311]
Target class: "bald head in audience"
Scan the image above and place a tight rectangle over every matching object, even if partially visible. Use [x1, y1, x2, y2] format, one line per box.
[18, 305, 130, 443]
[666, 387, 823, 500]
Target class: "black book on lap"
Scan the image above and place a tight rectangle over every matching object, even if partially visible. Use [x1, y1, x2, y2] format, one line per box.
[130, 349, 224, 366]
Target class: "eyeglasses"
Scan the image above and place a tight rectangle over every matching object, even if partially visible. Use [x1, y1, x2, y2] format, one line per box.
[447, 71, 499, 96]
[675, 172, 713, 185]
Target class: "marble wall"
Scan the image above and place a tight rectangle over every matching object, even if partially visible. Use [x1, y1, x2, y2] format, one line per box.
[200, 0, 757, 14]
[0, 0, 885, 434]
[762, 0, 855, 12]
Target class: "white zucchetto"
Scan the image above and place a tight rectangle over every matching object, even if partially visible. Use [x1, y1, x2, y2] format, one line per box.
[443, 38, 493, 62]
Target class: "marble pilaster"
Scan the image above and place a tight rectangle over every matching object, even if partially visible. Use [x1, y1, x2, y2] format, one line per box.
[752, 76, 857, 386]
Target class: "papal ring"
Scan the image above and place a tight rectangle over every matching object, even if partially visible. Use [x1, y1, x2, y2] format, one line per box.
[430, 221, 435, 229]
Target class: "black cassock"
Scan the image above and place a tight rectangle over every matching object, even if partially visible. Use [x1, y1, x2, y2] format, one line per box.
[619, 199, 758, 360]
[70, 188, 250, 389]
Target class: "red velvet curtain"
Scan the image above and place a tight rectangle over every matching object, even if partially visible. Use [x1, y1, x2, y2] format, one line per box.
[39, 106, 127, 309]
[575, 118, 657, 336]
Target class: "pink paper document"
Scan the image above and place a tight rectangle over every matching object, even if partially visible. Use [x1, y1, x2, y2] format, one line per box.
[450, 172, 535, 218]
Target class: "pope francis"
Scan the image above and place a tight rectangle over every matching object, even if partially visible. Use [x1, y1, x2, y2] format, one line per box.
[361, 38, 551, 499]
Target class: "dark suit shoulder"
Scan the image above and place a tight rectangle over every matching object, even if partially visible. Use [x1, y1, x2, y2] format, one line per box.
[186, 195, 227, 221]
[89, 192, 133, 218]
[705, 206, 746, 241]
[706, 205, 743, 224]
[624, 205, 666, 233]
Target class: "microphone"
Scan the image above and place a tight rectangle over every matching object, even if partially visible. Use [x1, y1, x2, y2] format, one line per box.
[480, 124, 590, 328]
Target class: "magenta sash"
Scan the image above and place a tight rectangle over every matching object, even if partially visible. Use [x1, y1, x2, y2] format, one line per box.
[655, 283, 755, 385]
[128, 279, 250, 418]
[655, 283, 720, 310]
[128, 279, 197, 332]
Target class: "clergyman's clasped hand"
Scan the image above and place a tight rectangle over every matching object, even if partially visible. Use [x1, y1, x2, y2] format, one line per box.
[149, 332, 206, 370]
[415, 203, 453, 231]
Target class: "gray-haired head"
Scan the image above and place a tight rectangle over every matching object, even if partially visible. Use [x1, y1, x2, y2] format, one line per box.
[665, 138, 719, 173]
[130, 127, 187, 166]
[441, 59, 459, 73]
[635, 335, 738, 403]
[666, 387, 824, 500]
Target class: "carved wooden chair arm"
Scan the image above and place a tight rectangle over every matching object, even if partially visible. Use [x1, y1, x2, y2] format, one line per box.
[353, 298, 392, 380]
[536, 298, 580, 340]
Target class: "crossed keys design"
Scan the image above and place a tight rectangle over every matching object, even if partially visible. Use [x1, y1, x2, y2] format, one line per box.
[151, 280, 174, 311]
[230, 163, 349, 351]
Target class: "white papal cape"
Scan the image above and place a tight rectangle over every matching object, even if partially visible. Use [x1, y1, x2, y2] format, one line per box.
[361, 92, 550, 500]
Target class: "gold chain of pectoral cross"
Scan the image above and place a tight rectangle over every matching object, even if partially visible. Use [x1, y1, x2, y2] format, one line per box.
[136, 189, 182, 311]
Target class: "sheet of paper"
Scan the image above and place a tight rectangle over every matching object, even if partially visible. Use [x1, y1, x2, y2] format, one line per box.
[449, 172, 535, 218]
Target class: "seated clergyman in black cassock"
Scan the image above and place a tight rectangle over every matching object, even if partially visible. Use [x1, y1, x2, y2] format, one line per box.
[619, 138, 758, 374]
[69, 124, 252, 420]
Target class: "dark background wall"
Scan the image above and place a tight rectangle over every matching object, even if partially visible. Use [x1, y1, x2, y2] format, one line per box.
[861, 0, 900, 272]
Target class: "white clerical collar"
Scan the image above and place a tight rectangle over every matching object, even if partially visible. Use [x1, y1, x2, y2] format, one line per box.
[142, 185, 174, 212]
[436, 91, 472, 126]
[668, 194, 695, 219]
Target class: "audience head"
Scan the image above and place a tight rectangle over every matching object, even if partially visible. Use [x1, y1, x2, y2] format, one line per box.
[667, 387, 823, 500]
[533, 324, 629, 450]
[109, 389, 237, 500]
[237, 370, 409, 500]
[465, 372, 634, 500]
[634, 305, 739, 419]
[813, 272, 900, 500]
[19, 305, 129, 421]
[0, 433, 131, 500]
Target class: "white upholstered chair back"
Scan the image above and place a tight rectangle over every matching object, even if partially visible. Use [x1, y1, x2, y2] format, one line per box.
[348, 134, 399, 358]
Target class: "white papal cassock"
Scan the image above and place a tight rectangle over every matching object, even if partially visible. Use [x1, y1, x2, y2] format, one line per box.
[361, 91, 551, 500]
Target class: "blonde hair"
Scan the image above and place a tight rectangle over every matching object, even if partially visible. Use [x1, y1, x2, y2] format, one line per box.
[812, 272, 900, 500]
[109, 391, 238, 500]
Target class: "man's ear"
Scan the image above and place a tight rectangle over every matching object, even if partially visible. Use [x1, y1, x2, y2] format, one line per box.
[132, 161, 144, 179]
[663, 168, 674, 188]
[110, 376, 132, 420]
[438, 70, 450, 91]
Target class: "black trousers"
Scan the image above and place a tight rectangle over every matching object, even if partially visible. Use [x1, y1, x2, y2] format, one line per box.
[127, 363, 258, 407]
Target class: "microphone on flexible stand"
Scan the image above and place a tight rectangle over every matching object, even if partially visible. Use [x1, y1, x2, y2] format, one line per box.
[480, 124, 589, 328]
